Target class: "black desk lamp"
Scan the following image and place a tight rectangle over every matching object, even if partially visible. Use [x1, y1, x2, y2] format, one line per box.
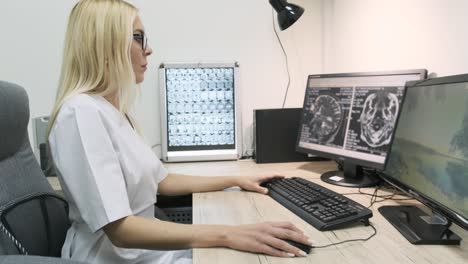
[269, 0, 305, 30]
[268, 0, 305, 107]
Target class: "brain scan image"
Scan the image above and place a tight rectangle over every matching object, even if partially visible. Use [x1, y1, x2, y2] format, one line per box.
[359, 91, 399, 148]
[166, 67, 235, 150]
[308, 95, 344, 144]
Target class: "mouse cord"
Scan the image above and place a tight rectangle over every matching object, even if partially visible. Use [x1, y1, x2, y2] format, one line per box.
[312, 222, 377, 249]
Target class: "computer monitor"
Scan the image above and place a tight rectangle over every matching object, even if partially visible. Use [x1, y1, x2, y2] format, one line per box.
[296, 69, 427, 187]
[379, 74, 468, 245]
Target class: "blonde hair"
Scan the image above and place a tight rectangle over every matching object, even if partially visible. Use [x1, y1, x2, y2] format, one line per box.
[48, 0, 138, 135]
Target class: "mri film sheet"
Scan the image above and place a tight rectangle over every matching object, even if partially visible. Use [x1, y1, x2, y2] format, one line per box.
[166, 67, 236, 151]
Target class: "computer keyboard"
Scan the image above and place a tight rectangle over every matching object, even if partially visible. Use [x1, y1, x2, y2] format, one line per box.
[262, 177, 372, 231]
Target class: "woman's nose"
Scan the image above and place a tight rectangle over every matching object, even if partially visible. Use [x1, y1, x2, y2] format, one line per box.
[145, 45, 153, 56]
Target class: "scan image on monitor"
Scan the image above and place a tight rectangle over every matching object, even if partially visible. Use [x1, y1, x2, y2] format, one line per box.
[297, 69, 427, 187]
[301, 87, 351, 148]
[379, 74, 468, 244]
[347, 86, 403, 154]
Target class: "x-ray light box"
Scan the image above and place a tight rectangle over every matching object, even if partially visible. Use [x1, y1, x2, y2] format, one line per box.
[159, 63, 242, 162]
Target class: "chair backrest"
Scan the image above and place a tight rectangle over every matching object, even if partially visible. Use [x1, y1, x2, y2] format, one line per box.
[0, 81, 70, 257]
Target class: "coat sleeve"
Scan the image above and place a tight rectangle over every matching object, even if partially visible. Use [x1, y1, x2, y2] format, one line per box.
[49, 102, 132, 233]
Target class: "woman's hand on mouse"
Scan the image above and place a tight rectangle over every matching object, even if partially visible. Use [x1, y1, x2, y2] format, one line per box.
[222, 221, 313, 257]
[236, 175, 284, 194]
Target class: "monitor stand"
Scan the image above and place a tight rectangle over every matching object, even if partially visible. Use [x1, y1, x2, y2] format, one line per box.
[379, 205, 461, 245]
[321, 162, 380, 188]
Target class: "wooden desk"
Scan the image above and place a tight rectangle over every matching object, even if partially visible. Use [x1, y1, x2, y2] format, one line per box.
[166, 160, 468, 264]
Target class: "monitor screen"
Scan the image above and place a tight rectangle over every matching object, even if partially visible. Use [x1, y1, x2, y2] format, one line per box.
[382, 74, 468, 229]
[296, 69, 427, 188]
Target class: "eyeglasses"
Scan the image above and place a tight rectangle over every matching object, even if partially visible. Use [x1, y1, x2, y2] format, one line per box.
[133, 32, 148, 54]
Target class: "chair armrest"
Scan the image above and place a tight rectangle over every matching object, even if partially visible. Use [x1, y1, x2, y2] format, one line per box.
[0, 255, 88, 264]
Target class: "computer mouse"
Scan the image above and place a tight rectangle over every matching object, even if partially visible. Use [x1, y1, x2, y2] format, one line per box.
[282, 239, 312, 255]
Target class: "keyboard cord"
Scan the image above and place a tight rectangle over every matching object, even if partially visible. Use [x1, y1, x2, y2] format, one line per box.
[313, 222, 377, 249]
[309, 181, 411, 249]
[311, 184, 412, 248]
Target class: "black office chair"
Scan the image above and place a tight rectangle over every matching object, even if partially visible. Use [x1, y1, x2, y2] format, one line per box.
[0, 81, 86, 264]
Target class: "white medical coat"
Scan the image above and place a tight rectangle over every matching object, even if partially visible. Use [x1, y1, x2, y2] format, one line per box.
[48, 94, 191, 263]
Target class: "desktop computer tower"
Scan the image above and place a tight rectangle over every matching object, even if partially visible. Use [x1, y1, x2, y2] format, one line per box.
[254, 108, 320, 163]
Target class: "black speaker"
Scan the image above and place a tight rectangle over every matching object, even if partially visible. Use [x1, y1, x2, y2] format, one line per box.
[254, 108, 322, 163]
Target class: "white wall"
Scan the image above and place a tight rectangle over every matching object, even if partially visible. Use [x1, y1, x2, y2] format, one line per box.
[0, 0, 322, 158]
[0, 0, 76, 156]
[5, 0, 467, 160]
[322, 0, 468, 76]
[131, 0, 322, 156]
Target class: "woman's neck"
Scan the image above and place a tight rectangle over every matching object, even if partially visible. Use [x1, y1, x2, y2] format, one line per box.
[104, 94, 120, 109]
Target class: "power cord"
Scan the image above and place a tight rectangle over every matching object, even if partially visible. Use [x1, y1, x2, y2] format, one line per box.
[341, 183, 414, 208]
[333, 160, 377, 178]
[151, 143, 161, 149]
[335, 159, 344, 171]
[313, 222, 377, 249]
[240, 155, 255, 160]
[272, 8, 291, 108]
[331, 160, 414, 207]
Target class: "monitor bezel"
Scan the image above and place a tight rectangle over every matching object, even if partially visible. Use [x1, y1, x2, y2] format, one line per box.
[379, 73, 468, 230]
[296, 69, 428, 170]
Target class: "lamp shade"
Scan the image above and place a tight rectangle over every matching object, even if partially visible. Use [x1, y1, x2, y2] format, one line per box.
[269, 0, 304, 30]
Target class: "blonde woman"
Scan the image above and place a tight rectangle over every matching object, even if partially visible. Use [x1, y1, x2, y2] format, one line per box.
[48, 0, 313, 263]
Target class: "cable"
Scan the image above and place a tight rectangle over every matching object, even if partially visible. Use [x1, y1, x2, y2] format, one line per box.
[334, 159, 344, 171]
[367, 187, 380, 208]
[333, 161, 377, 178]
[341, 184, 415, 208]
[313, 222, 377, 249]
[311, 183, 412, 249]
[272, 8, 291, 108]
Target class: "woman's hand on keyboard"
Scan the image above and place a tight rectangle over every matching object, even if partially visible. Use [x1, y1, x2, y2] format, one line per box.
[236, 175, 284, 194]
[222, 221, 312, 257]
